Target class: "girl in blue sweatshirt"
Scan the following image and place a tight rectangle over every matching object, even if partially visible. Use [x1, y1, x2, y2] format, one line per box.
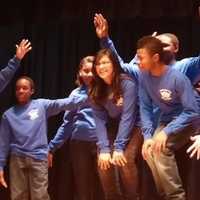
[137, 36, 200, 200]
[0, 39, 32, 93]
[90, 48, 143, 200]
[48, 56, 103, 200]
[0, 76, 87, 200]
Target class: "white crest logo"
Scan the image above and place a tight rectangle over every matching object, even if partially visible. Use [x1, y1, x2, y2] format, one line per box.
[28, 109, 39, 120]
[159, 89, 172, 101]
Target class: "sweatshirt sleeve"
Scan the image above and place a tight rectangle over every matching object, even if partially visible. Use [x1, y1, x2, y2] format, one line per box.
[42, 92, 87, 118]
[92, 104, 110, 153]
[100, 37, 139, 79]
[0, 114, 11, 170]
[163, 75, 199, 135]
[139, 80, 155, 140]
[48, 110, 75, 153]
[0, 56, 21, 93]
[114, 79, 139, 152]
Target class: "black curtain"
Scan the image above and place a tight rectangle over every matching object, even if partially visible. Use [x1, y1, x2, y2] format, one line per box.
[0, 1, 200, 200]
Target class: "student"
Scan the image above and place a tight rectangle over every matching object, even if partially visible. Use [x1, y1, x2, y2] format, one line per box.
[0, 39, 32, 93]
[137, 36, 199, 200]
[48, 56, 103, 200]
[0, 76, 87, 200]
[93, 13, 200, 88]
[90, 48, 142, 200]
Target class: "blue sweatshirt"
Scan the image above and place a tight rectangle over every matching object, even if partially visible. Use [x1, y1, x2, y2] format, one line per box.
[0, 96, 87, 170]
[92, 74, 140, 153]
[139, 67, 200, 140]
[0, 56, 20, 93]
[100, 37, 200, 86]
[48, 86, 97, 153]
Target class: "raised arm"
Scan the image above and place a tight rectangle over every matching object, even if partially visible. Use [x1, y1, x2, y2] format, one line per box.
[94, 13, 139, 80]
[0, 39, 32, 93]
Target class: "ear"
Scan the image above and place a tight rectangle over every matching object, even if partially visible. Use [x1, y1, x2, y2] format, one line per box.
[31, 89, 35, 95]
[152, 53, 160, 63]
[174, 44, 179, 53]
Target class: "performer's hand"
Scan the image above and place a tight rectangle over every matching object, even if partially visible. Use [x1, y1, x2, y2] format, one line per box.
[98, 152, 112, 170]
[94, 13, 109, 39]
[187, 135, 200, 160]
[16, 39, 32, 60]
[0, 170, 7, 188]
[142, 139, 154, 160]
[48, 152, 53, 168]
[112, 151, 127, 167]
[153, 130, 168, 155]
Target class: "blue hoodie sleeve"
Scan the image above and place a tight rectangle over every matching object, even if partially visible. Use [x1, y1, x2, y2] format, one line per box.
[41, 92, 87, 117]
[0, 114, 11, 170]
[100, 37, 139, 80]
[114, 78, 139, 152]
[0, 56, 20, 93]
[163, 75, 199, 135]
[48, 110, 75, 153]
[92, 104, 110, 153]
[139, 80, 155, 140]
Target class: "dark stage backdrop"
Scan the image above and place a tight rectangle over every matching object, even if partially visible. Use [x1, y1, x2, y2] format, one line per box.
[0, 0, 200, 200]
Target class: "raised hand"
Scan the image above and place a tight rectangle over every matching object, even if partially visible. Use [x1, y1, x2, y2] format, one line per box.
[16, 39, 32, 60]
[0, 170, 7, 188]
[94, 13, 109, 39]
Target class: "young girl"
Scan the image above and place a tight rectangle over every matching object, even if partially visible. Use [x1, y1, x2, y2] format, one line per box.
[0, 76, 87, 200]
[90, 48, 143, 200]
[48, 56, 103, 200]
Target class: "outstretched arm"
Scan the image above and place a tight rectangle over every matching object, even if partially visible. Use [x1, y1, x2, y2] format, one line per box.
[0, 39, 32, 93]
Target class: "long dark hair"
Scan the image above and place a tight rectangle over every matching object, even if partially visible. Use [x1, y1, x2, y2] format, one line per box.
[75, 56, 95, 86]
[90, 48, 123, 106]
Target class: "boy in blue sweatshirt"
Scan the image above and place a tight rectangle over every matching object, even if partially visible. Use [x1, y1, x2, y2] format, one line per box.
[0, 39, 32, 93]
[0, 76, 87, 200]
[137, 36, 199, 200]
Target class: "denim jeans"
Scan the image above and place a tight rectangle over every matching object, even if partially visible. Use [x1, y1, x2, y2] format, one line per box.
[70, 140, 104, 200]
[9, 154, 50, 200]
[98, 126, 143, 200]
[145, 124, 198, 200]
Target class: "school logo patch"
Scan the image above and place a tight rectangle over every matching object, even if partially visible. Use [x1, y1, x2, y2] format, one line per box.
[159, 89, 172, 101]
[28, 109, 39, 120]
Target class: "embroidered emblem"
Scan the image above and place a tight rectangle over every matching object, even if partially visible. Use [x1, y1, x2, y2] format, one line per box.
[159, 89, 172, 101]
[28, 109, 39, 120]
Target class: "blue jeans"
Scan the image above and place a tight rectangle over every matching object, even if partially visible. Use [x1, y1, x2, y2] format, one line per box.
[9, 154, 50, 200]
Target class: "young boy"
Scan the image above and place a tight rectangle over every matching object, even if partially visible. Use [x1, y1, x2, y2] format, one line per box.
[137, 36, 200, 200]
[0, 76, 87, 200]
[0, 39, 31, 93]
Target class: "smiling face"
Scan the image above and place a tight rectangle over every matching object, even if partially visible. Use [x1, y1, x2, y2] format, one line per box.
[15, 78, 34, 105]
[79, 62, 93, 86]
[95, 55, 114, 84]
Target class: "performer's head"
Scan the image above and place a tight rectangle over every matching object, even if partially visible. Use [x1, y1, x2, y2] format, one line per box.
[156, 33, 179, 64]
[15, 76, 35, 105]
[137, 35, 166, 71]
[76, 56, 95, 87]
[90, 48, 122, 105]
